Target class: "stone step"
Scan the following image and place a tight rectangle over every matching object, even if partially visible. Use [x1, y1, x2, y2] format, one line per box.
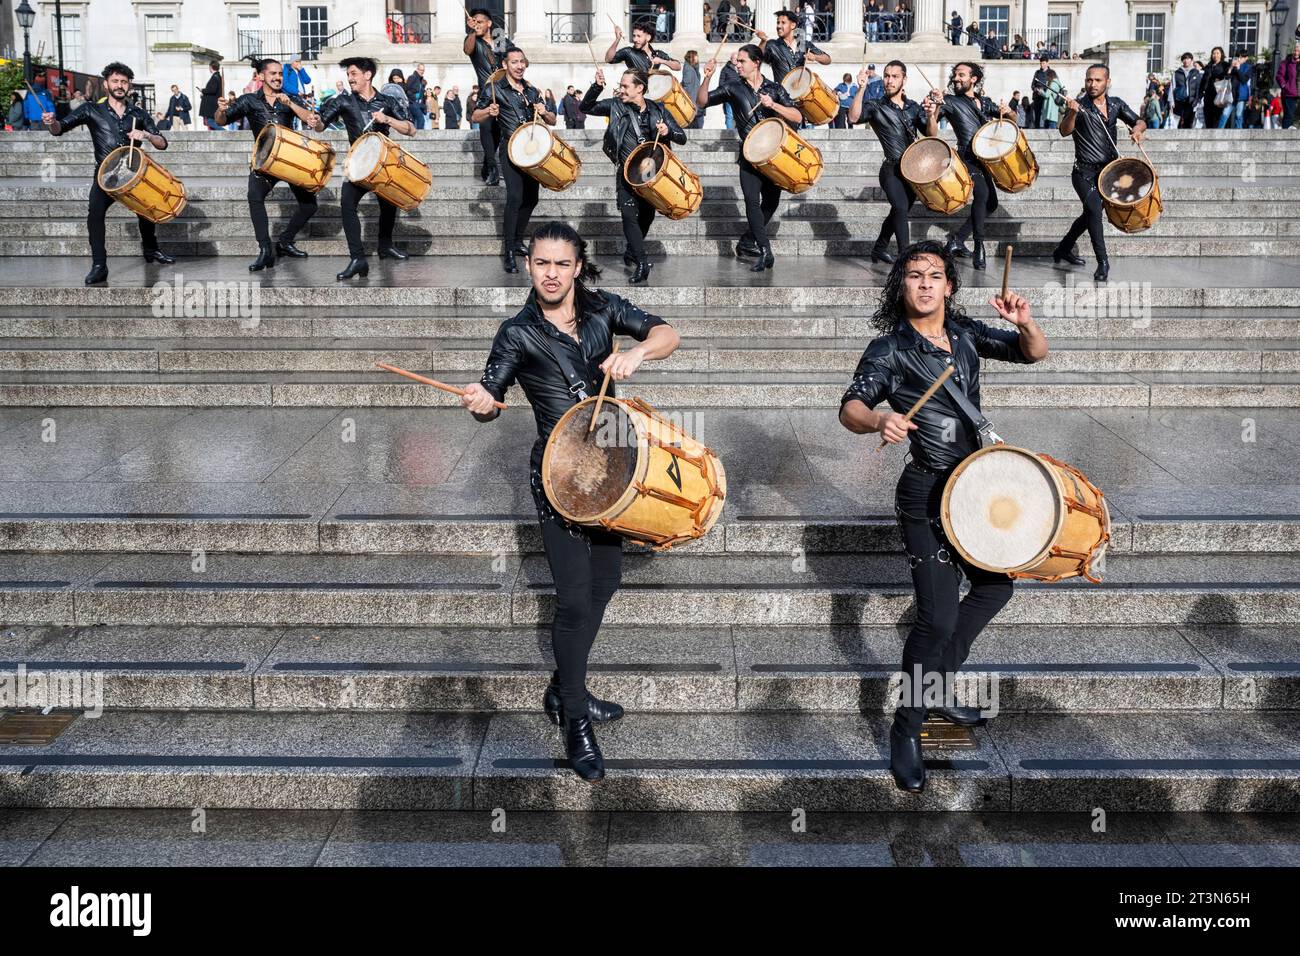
[3, 306, 1297, 342]
[4, 369, 1298, 407]
[1, 622, 1293, 714]
[4, 551, 1298, 628]
[0, 336, 1291, 374]
[1, 707, 1297, 810]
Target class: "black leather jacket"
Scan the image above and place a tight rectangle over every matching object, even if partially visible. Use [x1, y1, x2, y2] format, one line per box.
[703, 76, 798, 143]
[762, 38, 826, 85]
[938, 92, 1000, 157]
[55, 99, 165, 167]
[475, 76, 545, 140]
[610, 44, 668, 73]
[1069, 94, 1140, 167]
[479, 290, 669, 482]
[841, 316, 1030, 471]
[222, 91, 308, 138]
[860, 96, 927, 163]
[318, 90, 408, 142]
[580, 86, 687, 166]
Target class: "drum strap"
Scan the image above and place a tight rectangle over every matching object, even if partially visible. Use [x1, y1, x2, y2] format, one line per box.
[939, 375, 1003, 446]
[532, 329, 592, 401]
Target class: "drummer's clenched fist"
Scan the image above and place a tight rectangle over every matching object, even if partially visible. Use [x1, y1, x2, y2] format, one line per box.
[1063, 97, 1079, 113]
[758, 93, 775, 109]
[857, 68, 869, 86]
[877, 411, 918, 445]
[594, 68, 606, 86]
[460, 382, 498, 416]
[217, 96, 228, 112]
[702, 59, 717, 77]
[600, 347, 644, 382]
[656, 121, 670, 137]
[486, 102, 500, 117]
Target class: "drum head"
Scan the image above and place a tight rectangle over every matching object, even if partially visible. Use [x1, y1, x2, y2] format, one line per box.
[1100, 158, 1154, 203]
[346, 134, 382, 181]
[545, 401, 640, 521]
[100, 148, 142, 190]
[509, 124, 554, 168]
[899, 138, 952, 186]
[782, 69, 815, 98]
[972, 121, 1018, 160]
[646, 71, 676, 99]
[742, 118, 784, 163]
[626, 144, 665, 185]
[945, 447, 1063, 571]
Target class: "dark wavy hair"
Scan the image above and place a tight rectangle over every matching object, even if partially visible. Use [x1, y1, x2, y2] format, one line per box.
[737, 43, 764, 66]
[624, 69, 650, 91]
[102, 62, 134, 82]
[254, 57, 281, 73]
[948, 60, 984, 95]
[870, 240, 970, 335]
[527, 221, 606, 316]
[340, 56, 378, 80]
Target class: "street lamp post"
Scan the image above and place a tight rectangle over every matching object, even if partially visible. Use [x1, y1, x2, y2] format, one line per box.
[16, 0, 35, 85]
[1271, 1, 1291, 83]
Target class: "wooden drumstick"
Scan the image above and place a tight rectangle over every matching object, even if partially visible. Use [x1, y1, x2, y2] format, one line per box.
[607, 12, 621, 32]
[588, 342, 619, 434]
[129, 118, 138, 168]
[913, 63, 938, 90]
[1000, 245, 1013, 306]
[585, 33, 602, 67]
[710, 18, 736, 65]
[375, 362, 508, 410]
[876, 365, 955, 451]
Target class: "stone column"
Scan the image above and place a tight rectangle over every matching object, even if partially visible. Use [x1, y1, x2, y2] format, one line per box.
[752, 0, 779, 39]
[513, 0, 551, 47]
[433, 0, 465, 40]
[592, 0, 624, 43]
[909, 0, 945, 43]
[676, 0, 708, 49]
[833, 0, 864, 44]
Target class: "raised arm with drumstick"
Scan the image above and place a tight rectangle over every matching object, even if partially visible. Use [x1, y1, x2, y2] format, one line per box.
[460, 221, 680, 785]
[837, 238, 1046, 796]
[756, 9, 831, 87]
[606, 18, 681, 72]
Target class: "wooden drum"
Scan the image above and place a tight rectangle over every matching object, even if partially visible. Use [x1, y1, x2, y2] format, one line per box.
[1099, 157, 1162, 233]
[647, 70, 696, 128]
[899, 137, 973, 215]
[96, 147, 187, 224]
[970, 119, 1038, 194]
[344, 131, 432, 210]
[507, 122, 582, 191]
[251, 123, 336, 193]
[741, 117, 823, 193]
[781, 68, 839, 126]
[542, 395, 727, 551]
[941, 444, 1110, 584]
[624, 142, 702, 220]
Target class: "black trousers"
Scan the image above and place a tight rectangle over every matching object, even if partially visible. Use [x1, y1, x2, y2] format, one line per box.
[953, 162, 998, 245]
[616, 173, 656, 262]
[340, 180, 397, 259]
[479, 118, 501, 174]
[1203, 100, 1225, 130]
[247, 171, 317, 247]
[875, 160, 915, 255]
[893, 463, 1013, 736]
[88, 180, 158, 265]
[737, 158, 781, 250]
[499, 141, 540, 247]
[540, 514, 623, 721]
[1060, 162, 1108, 261]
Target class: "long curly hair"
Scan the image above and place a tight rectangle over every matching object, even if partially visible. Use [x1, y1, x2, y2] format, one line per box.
[870, 240, 971, 336]
[948, 60, 985, 96]
[527, 220, 606, 317]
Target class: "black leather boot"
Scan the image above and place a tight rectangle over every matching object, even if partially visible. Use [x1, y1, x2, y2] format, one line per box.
[502, 247, 518, 273]
[971, 241, 987, 270]
[1052, 243, 1085, 266]
[84, 263, 108, 285]
[623, 250, 639, 268]
[736, 238, 761, 259]
[749, 246, 774, 272]
[565, 715, 605, 781]
[248, 244, 276, 272]
[889, 724, 925, 794]
[870, 246, 895, 264]
[928, 704, 988, 727]
[543, 671, 625, 725]
[1094, 258, 1110, 281]
[484, 165, 501, 186]
[142, 248, 175, 265]
[335, 257, 369, 280]
[944, 237, 970, 258]
[276, 239, 309, 258]
[630, 259, 653, 283]
[378, 245, 408, 260]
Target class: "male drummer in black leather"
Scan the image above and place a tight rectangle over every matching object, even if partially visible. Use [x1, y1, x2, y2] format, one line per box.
[1054, 64, 1147, 282]
[756, 9, 832, 87]
[470, 48, 557, 274]
[838, 239, 1048, 794]
[605, 19, 682, 73]
[848, 60, 928, 263]
[464, 8, 510, 186]
[40, 61, 175, 286]
[310, 56, 416, 281]
[214, 57, 322, 272]
[925, 62, 1014, 270]
[695, 44, 804, 271]
[581, 67, 687, 283]
[459, 220, 681, 782]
